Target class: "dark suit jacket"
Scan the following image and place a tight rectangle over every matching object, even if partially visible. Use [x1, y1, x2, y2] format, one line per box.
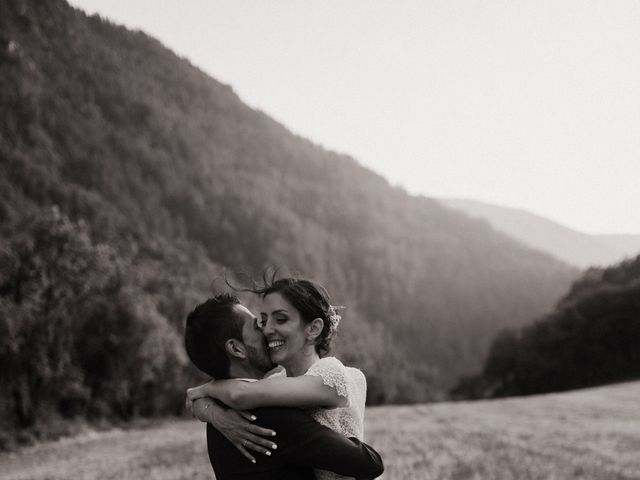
[206, 406, 384, 480]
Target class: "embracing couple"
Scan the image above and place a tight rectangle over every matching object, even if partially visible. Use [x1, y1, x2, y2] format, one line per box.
[184, 276, 384, 480]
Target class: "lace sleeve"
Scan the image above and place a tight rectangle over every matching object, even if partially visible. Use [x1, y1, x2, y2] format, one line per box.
[305, 356, 351, 404]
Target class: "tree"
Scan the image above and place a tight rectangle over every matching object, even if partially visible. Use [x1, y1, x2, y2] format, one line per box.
[0, 207, 117, 427]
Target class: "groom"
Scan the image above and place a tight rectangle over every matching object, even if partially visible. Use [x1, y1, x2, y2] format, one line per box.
[184, 293, 384, 480]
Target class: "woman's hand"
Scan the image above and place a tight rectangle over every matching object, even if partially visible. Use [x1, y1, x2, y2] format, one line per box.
[208, 406, 278, 463]
[186, 380, 214, 401]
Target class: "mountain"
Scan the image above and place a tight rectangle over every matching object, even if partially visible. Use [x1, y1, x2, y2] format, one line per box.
[439, 198, 640, 268]
[0, 0, 577, 429]
[595, 234, 640, 259]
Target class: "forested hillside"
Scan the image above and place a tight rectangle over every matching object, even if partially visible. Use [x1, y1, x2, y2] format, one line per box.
[453, 255, 640, 398]
[1, 0, 577, 437]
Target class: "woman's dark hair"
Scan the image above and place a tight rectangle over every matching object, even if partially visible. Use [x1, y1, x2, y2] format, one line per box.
[235, 272, 339, 357]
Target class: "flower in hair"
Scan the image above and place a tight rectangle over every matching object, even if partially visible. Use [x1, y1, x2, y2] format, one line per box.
[326, 305, 343, 336]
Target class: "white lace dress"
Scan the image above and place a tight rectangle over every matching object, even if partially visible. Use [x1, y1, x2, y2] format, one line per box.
[304, 356, 368, 480]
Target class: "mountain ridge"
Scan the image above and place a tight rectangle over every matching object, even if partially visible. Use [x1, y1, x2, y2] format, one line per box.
[439, 198, 640, 268]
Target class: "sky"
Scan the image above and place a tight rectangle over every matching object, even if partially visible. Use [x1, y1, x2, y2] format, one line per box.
[67, 0, 640, 234]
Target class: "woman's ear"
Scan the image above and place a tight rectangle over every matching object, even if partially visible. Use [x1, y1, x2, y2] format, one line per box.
[306, 318, 325, 342]
[225, 338, 247, 359]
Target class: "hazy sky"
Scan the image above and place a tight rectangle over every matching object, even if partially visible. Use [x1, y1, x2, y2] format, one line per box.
[67, 0, 640, 234]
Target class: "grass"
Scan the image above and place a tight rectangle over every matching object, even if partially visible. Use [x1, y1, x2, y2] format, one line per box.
[2, 381, 639, 480]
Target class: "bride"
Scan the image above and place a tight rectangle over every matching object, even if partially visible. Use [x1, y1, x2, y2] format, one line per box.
[187, 276, 367, 480]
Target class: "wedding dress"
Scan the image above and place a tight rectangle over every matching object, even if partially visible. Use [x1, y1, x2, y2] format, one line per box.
[304, 356, 369, 480]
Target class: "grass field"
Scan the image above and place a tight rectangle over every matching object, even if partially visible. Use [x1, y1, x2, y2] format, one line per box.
[2, 381, 639, 480]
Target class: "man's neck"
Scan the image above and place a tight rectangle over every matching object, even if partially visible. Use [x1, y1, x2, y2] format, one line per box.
[228, 362, 265, 380]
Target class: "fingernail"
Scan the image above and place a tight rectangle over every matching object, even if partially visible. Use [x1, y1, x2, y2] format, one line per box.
[265, 451, 271, 456]
[271, 431, 276, 436]
[251, 459, 256, 464]
[272, 444, 278, 450]
[250, 415, 257, 421]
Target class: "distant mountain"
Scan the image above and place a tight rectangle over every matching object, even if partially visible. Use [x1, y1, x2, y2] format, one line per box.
[439, 198, 640, 268]
[595, 234, 640, 259]
[0, 0, 577, 416]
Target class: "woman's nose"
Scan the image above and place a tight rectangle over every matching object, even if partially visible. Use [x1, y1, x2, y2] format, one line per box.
[262, 317, 276, 335]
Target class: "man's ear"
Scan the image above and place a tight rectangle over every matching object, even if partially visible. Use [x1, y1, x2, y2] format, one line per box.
[306, 318, 324, 342]
[225, 338, 247, 359]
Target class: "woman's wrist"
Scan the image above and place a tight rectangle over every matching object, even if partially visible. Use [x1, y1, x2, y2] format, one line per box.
[193, 397, 220, 423]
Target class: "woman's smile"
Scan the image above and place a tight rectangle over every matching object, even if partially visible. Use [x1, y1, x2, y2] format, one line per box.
[267, 339, 286, 352]
[269, 340, 284, 349]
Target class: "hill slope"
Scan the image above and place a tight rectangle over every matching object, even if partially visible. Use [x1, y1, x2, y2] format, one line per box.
[439, 198, 640, 268]
[454, 254, 640, 398]
[1, 0, 576, 407]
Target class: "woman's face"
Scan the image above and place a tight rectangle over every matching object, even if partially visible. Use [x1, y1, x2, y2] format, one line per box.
[260, 292, 309, 370]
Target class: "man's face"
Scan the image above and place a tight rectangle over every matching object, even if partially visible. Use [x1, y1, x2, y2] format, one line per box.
[235, 304, 276, 374]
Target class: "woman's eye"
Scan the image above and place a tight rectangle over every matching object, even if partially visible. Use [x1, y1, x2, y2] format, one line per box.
[275, 316, 287, 323]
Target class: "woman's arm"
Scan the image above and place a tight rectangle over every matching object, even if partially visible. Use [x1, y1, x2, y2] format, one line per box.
[187, 375, 348, 410]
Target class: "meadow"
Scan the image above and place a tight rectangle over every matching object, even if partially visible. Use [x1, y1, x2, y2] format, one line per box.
[2, 381, 639, 480]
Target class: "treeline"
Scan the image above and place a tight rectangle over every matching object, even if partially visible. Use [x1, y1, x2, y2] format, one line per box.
[1, 0, 578, 441]
[0, 208, 220, 445]
[452, 255, 640, 399]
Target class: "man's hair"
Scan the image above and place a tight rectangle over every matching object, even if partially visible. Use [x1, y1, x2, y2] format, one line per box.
[184, 293, 243, 379]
